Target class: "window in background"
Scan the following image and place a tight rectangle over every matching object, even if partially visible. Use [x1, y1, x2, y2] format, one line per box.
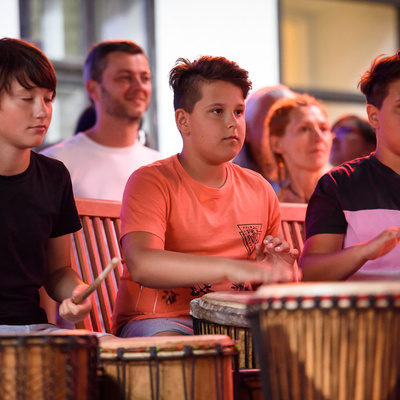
[279, 0, 399, 123]
[19, 0, 157, 149]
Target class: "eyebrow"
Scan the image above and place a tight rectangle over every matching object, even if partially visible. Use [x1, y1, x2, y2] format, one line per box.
[115, 69, 151, 75]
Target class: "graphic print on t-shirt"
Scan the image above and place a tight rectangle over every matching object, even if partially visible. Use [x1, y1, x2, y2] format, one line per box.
[238, 224, 263, 257]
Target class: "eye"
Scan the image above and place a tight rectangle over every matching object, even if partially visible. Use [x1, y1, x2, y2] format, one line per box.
[117, 76, 131, 82]
[299, 125, 309, 133]
[320, 125, 330, 133]
[235, 109, 244, 116]
[141, 75, 151, 83]
[22, 98, 33, 102]
[212, 109, 222, 115]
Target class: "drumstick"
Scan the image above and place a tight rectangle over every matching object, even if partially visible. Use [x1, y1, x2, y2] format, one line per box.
[72, 257, 119, 305]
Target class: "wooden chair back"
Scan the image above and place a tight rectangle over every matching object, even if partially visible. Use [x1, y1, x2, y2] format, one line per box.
[71, 197, 123, 333]
[278, 202, 307, 252]
[42, 199, 306, 334]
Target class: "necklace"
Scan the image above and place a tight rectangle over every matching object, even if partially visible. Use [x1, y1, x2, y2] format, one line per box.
[287, 183, 308, 203]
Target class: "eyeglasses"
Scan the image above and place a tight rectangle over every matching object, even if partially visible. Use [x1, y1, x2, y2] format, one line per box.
[332, 126, 361, 139]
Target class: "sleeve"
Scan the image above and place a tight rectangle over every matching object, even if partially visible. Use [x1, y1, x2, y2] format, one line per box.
[305, 172, 348, 239]
[121, 166, 169, 242]
[266, 183, 281, 238]
[51, 166, 81, 238]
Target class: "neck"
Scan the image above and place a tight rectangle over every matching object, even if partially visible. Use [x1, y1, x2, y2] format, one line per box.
[375, 147, 400, 175]
[178, 152, 227, 189]
[0, 147, 30, 176]
[285, 168, 325, 202]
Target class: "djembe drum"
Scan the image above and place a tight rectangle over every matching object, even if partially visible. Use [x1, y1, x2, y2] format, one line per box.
[190, 292, 258, 369]
[99, 334, 238, 400]
[0, 332, 99, 400]
[190, 292, 263, 400]
[247, 281, 400, 400]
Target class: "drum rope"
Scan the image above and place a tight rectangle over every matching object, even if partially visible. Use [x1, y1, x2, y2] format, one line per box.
[116, 347, 127, 400]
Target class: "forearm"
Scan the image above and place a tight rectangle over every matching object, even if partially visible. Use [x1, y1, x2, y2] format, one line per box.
[299, 245, 367, 281]
[127, 247, 288, 289]
[129, 248, 234, 288]
[45, 266, 85, 302]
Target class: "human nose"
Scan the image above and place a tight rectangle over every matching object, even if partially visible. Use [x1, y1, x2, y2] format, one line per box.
[34, 98, 52, 118]
[226, 112, 238, 128]
[129, 76, 150, 91]
[311, 126, 326, 141]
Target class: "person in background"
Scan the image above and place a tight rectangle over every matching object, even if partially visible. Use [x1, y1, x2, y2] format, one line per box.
[0, 37, 92, 334]
[264, 94, 333, 203]
[329, 114, 376, 166]
[233, 84, 295, 190]
[299, 52, 400, 281]
[112, 56, 298, 338]
[41, 39, 163, 201]
[74, 105, 96, 135]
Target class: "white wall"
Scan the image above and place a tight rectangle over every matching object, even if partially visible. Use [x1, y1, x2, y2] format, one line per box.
[0, 0, 19, 38]
[154, 0, 280, 156]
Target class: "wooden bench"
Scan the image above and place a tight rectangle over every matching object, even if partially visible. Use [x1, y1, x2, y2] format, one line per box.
[279, 202, 307, 253]
[71, 197, 123, 333]
[41, 199, 307, 334]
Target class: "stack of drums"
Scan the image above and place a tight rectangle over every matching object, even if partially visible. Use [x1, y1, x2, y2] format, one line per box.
[247, 281, 400, 400]
[190, 292, 262, 399]
[99, 334, 238, 400]
[0, 331, 99, 400]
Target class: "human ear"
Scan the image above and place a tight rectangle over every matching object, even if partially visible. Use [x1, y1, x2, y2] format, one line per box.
[175, 109, 190, 135]
[86, 80, 100, 102]
[366, 104, 379, 130]
[269, 136, 283, 155]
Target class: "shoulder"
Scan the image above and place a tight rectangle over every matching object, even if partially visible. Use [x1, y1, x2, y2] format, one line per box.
[40, 133, 89, 157]
[228, 162, 274, 191]
[317, 156, 375, 191]
[32, 151, 69, 174]
[30, 152, 73, 192]
[127, 155, 176, 184]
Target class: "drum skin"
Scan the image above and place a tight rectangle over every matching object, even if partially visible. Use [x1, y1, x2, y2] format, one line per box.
[247, 281, 400, 400]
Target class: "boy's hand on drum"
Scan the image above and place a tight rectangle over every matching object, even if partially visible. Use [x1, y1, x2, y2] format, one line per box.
[256, 235, 299, 265]
[360, 227, 400, 262]
[254, 235, 299, 283]
[59, 284, 92, 323]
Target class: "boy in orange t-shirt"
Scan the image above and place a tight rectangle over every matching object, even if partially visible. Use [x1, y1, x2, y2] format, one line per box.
[112, 56, 298, 337]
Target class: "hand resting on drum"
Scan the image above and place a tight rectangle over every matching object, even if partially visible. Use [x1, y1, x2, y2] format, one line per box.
[59, 284, 93, 323]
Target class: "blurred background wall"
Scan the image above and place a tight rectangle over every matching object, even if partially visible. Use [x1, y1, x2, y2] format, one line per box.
[1, 0, 398, 156]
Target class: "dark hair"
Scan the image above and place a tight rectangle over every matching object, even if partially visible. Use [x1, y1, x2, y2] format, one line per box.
[332, 114, 376, 146]
[74, 105, 96, 134]
[266, 93, 328, 138]
[358, 52, 400, 109]
[169, 56, 252, 112]
[83, 40, 145, 84]
[0, 37, 56, 98]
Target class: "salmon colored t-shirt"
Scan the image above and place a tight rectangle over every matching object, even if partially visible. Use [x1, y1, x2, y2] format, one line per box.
[111, 155, 280, 335]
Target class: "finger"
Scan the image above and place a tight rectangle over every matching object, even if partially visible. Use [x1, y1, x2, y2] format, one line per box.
[263, 235, 274, 244]
[254, 243, 263, 260]
[264, 236, 283, 248]
[271, 241, 291, 252]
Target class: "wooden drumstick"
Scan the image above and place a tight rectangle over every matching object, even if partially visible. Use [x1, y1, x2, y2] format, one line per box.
[72, 257, 119, 305]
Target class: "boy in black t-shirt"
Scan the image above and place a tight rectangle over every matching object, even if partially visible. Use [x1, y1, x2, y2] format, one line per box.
[0, 37, 92, 332]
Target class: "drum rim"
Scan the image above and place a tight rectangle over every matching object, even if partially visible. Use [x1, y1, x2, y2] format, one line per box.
[255, 281, 400, 299]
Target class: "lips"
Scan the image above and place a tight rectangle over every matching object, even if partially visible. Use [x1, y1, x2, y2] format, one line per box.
[30, 125, 47, 132]
[224, 136, 239, 141]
